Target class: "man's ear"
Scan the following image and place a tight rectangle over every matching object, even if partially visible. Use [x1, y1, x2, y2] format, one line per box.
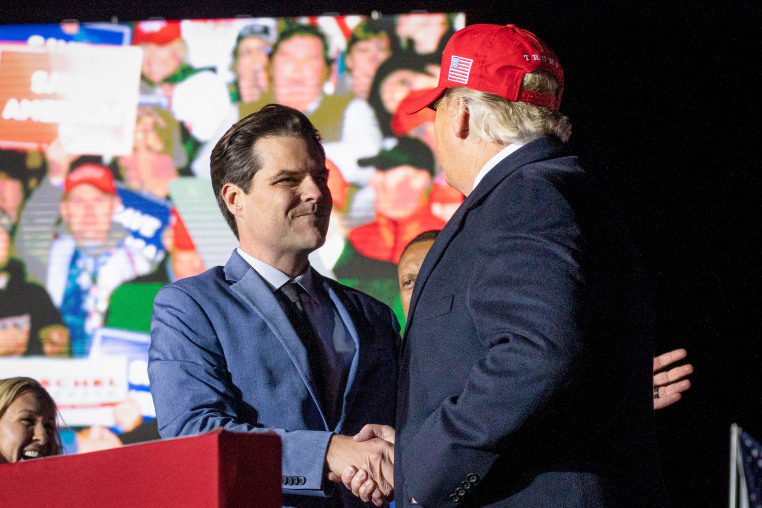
[454, 98, 470, 140]
[221, 183, 242, 216]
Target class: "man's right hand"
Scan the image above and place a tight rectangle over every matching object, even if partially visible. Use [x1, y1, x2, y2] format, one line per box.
[325, 431, 394, 505]
[327, 425, 396, 506]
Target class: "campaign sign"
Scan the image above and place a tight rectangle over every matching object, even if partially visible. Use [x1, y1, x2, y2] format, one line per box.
[0, 22, 131, 46]
[0, 357, 129, 427]
[0, 43, 142, 155]
[114, 185, 172, 265]
[89, 327, 155, 419]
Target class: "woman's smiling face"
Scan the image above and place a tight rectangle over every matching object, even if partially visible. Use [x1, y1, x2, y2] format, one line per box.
[0, 390, 58, 464]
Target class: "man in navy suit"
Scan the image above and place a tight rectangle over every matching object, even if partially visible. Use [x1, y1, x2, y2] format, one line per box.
[148, 104, 398, 507]
[346, 24, 667, 506]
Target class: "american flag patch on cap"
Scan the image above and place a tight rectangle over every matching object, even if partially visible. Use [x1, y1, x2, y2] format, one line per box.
[448, 55, 473, 84]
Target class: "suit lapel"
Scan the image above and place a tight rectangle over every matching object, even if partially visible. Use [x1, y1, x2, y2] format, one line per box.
[404, 136, 569, 337]
[224, 252, 329, 428]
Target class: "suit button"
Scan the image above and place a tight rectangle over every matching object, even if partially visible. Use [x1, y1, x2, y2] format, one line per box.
[299, 476, 306, 485]
[449, 494, 460, 502]
[460, 481, 471, 489]
[467, 473, 479, 483]
[457, 489, 466, 496]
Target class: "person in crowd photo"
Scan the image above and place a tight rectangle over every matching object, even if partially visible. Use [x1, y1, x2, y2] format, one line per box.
[238, 23, 352, 144]
[0, 377, 61, 464]
[1, 210, 70, 357]
[322, 19, 393, 189]
[106, 207, 205, 333]
[117, 105, 186, 197]
[148, 104, 398, 506]
[334, 137, 444, 321]
[229, 21, 275, 104]
[46, 164, 153, 357]
[133, 19, 231, 174]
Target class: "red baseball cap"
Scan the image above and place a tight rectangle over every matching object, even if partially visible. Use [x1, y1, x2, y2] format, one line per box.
[392, 89, 437, 136]
[63, 164, 117, 196]
[132, 20, 182, 46]
[403, 24, 564, 114]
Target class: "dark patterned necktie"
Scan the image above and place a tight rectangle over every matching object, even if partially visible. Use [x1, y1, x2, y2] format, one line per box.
[277, 282, 332, 425]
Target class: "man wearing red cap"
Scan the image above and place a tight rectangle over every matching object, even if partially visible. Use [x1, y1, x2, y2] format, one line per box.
[132, 20, 231, 175]
[345, 24, 666, 506]
[45, 164, 153, 357]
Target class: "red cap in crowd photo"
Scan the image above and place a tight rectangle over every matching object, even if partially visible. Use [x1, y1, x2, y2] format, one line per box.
[63, 164, 118, 196]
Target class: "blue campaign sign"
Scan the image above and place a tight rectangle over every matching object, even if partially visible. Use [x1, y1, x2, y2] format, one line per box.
[114, 186, 172, 264]
[0, 22, 131, 46]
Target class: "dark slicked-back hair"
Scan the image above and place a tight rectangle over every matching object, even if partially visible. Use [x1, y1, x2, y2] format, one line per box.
[210, 104, 324, 238]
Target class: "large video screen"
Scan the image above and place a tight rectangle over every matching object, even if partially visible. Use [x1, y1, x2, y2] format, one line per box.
[0, 13, 465, 452]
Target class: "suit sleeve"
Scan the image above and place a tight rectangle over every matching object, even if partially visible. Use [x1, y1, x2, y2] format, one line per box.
[148, 284, 333, 496]
[404, 177, 590, 504]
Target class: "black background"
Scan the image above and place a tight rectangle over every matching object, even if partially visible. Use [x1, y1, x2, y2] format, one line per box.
[3, 1, 761, 505]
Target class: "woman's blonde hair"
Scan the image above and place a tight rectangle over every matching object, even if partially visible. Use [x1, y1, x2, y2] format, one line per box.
[0, 377, 62, 455]
[442, 71, 572, 144]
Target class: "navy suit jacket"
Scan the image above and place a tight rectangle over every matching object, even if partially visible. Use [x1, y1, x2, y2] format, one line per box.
[148, 250, 400, 507]
[395, 136, 666, 507]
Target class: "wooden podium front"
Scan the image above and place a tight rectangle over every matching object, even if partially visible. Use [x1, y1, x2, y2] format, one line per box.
[0, 429, 282, 507]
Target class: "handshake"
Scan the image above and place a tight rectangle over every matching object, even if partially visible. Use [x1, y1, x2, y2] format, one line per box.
[325, 424, 396, 506]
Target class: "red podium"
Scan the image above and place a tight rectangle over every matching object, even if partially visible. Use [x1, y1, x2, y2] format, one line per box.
[0, 429, 282, 507]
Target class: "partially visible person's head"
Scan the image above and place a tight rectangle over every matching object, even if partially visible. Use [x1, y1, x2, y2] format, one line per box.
[0, 170, 25, 224]
[367, 57, 439, 137]
[232, 22, 275, 103]
[60, 164, 119, 247]
[395, 13, 450, 55]
[360, 137, 435, 220]
[0, 377, 61, 464]
[133, 20, 187, 84]
[345, 21, 392, 100]
[271, 24, 331, 112]
[211, 104, 327, 239]
[0, 210, 13, 268]
[397, 229, 440, 318]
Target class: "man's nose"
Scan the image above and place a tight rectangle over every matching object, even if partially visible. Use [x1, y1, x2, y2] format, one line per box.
[302, 176, 331, 205]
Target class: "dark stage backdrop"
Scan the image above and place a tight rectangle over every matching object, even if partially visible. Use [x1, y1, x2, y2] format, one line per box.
[2, 2, 760, 506]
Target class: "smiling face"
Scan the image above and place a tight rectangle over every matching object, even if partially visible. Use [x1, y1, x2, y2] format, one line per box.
[369, 165, 431, 219]
[397, 238, 435, 319]
[60, 184, 118, 247]
[140, 42, 183, 84]
[346, 36, 391, 100]
[0, 390, 58, 464]
[225, 135, 331, 275]
[272, 35, 327, 112]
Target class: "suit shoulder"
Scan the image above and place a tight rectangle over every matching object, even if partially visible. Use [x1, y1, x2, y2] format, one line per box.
[158, 265, 227, 297]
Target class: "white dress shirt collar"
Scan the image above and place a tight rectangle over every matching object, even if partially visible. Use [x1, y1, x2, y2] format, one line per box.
[236, 248, 314, 293]
[471, 141, 526, 193]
